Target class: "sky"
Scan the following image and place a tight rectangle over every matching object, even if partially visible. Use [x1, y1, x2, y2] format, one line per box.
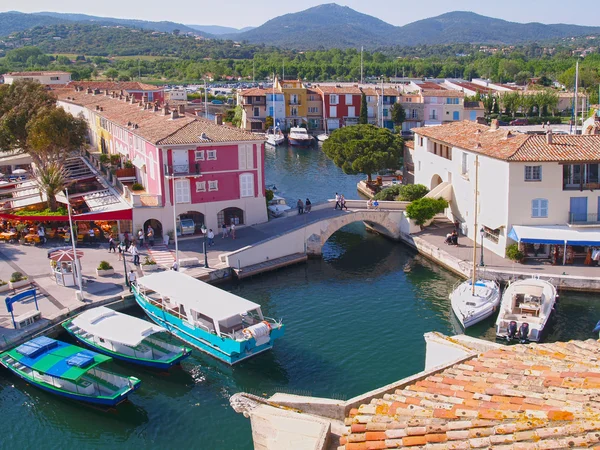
[2, 0, 599, 29]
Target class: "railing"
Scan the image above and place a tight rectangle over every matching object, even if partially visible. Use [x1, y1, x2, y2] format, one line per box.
[428, 115, 439, 120]
[288, 100, 301, 105]
[563, 179, 600, 191]
[568, 212, 600, 225]
[164, 163, 201, 176]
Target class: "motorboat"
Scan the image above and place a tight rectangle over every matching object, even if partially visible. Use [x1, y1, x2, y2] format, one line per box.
[267, 194, 291, 218]
[495, 277, 557, 343]
[0, 336, 140, 406]
[62, 306, 192, 370]
[450, 279, 501, 328]
[288, 127, 314, 147]
[132, 271, 285, 365]
[266, 127, 285, 146]
[316, 133, 329, 142]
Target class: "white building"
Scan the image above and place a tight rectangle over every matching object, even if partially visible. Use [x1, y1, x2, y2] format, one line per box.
[3, 71, 71, 85]
[412, 120, 600, 258]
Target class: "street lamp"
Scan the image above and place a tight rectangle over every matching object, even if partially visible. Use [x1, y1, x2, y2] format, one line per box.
[65, 188, 84, 300]
[200, 223, 209, 268]
[479, 227, 485, 267]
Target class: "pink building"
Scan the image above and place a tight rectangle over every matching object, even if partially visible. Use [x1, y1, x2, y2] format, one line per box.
[56, 87, 267, 239]
[69, 81, 165, 104]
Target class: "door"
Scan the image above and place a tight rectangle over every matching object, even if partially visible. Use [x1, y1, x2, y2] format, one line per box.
[453, 111, 460, 121]
[172, 149, 189, 174]
[470, 111, 477, 121]
[570, 197, 587, 223]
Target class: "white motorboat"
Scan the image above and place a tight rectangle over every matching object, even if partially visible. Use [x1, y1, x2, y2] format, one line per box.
[316, 133, 329, 142]
[449, 154, 501, 328]
[267, 194, 291, 217]
[266, 127, 285, 146]
[495, 277, 557, 343]
[450, 279, 501, 328]
[288, 127, 314, 147]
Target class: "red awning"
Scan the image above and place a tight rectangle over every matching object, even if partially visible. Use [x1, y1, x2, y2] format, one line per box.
[0, 209, 132, 222]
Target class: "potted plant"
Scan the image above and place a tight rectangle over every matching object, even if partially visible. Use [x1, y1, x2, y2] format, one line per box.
[9, 271, 29, 289]
[96, 260, 115, 277]
[131, 182, 144, 191]
[0, 279, 9, 293]
[506, 244, 524, 263]
[141, 256, 159, 274]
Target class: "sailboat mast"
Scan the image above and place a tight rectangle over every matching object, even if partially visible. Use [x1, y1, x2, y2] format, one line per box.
[360, 46, 364, 85]
[272, 73, 276, 127]
[472, 155, 479, 295]
[574, 60, 579, 134]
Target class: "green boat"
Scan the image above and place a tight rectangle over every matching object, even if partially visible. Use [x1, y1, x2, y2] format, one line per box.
[0, 336, 140, 406]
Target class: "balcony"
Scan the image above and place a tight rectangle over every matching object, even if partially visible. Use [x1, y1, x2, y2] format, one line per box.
[568, 212, 600, 226]
[164, 163, 201, 177]
[122, 185, 162, 208]
[563, 179, 600, 191]
[288, 100, 301, 105]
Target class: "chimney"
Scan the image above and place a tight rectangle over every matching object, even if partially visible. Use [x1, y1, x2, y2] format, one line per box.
[490, 119, 499, 130]
[93, 89, 100, 95]
[120, 90, 124, 96]
[162, 105, 170, 115]
[178, 104, 186, 115]
[215, 113, 223, 126]
[153, 104, 160, 112]
[546, 130, 553, 145]
[125, 95, 130, 102]
[171, 110, 179, 119]
[95, 105, 100, 111]
[105, 90, 109, 96]
[130, 96, 136, 105]
[86, 88, 93, 94]
[475, 142, 482, 149]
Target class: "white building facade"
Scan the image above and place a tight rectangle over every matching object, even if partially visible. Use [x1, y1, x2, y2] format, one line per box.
[3, 71, 71, 85]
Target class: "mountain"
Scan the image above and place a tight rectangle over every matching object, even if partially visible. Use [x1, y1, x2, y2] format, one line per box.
[31, 11, 208, 36]
[231, 4, 600, 49]
[187, 25, 255, 35]
[0, 11, 65, 35]
[225, 4, 396, 48]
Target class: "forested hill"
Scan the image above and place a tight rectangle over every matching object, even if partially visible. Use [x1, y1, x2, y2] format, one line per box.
[230, 5, 600, 49]
[0, 12, 64, 34]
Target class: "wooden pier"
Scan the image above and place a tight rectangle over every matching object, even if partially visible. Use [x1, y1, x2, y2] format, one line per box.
[233, 253, 308, 279]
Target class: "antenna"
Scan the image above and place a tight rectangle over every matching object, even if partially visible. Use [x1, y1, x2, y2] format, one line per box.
[360, 46, 363, 84]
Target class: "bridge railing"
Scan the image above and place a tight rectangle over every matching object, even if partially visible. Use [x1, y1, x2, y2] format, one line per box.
[280, 199, 409, 217]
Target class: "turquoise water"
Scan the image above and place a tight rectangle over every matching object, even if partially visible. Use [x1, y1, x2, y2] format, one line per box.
[1, 145, 599, 449]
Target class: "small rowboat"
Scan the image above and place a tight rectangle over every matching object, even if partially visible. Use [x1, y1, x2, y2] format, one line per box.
[0, 336, 140, 406]
[62, 307, 191, 370]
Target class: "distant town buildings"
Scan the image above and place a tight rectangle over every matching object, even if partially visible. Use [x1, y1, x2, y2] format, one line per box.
[3, 71, 71, 85]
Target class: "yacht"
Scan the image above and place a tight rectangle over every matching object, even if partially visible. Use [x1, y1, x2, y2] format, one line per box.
[288, 127, 314, 147]
[495, 277, 557, 343]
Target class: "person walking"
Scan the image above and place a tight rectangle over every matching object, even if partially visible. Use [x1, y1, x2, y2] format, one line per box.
[129, 242, 140, 266]
[207, 229, 215, 246]
[334, 192, 341, 209]
[118, 240, 126, 261]
[340, 194, 348, 210]
[146, 225, 154, 247]
[297, 199, 304, 215]
[108, 234, 116, 253]
[305, 198, 312, 213]
[138, 229, 144, 247]
[221, 223, 228, 238]
[124, 231, 130, 249]
[230, 222, 236, 240]
[128, 269, 136, 292]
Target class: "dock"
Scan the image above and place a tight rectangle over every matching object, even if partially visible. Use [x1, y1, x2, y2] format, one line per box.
[233, 253, 307, 279]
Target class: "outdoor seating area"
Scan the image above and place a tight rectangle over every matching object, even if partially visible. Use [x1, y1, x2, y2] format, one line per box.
[0, 219, 121, 246]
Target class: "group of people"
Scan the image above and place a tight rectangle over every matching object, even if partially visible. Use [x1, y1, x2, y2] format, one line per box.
[222, 222, 236, 239]
[297, 198, 312, 214]
[444, 229, 459, 246]
[366, 199, 380, 210]
[334, 193, 348, 211]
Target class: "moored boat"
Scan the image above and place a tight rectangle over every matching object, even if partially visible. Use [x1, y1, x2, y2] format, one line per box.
[316, 133, 329, 142]
[450, 279, 501, 328]
[495, 277, 557, 343]
[0, 336, 140, 406]
[267, 194, 291, 218]
[62, 306, 192, 370]
[266, 128, 286, 146]
[288, 127, 314, 147]
[132, 271, 285, 365]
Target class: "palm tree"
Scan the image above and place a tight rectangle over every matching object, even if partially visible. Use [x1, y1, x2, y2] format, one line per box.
[34, 162, 68, 212]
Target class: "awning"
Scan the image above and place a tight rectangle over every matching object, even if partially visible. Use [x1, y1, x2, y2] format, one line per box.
[0, 208, 132, 222]
[508, 225, 600, 246]
[248, 118, 265, 123]
[132, 156, 145, 169]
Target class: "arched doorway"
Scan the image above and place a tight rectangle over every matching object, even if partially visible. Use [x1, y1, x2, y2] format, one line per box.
[144, 219, 163, 238]
[178, 211, 205, 235]
[218, 207, 244, 227]
[430, 174, 443, 190]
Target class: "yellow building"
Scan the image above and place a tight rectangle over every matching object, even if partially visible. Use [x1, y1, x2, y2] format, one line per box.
[275, 77, 308, 129]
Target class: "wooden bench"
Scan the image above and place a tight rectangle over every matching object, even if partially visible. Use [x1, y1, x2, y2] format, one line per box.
[15, 310, 41, 329]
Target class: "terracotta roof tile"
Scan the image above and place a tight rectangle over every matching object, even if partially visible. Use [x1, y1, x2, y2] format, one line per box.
[340, 340, 600, 450]
[55, 89, 262, 145]
[413, 121, 600, 162]
[69, 81, 162, 91]
[239, 87, 272, 96]
[421, 90, 464, 98]
[317, 85, 362, 94]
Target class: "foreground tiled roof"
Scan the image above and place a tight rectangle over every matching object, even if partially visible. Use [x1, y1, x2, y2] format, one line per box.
[413, 121, 600, 162]
[69, 81, 162, 91]
[55, 89, 262, 145]
[340, 340, 600, 450]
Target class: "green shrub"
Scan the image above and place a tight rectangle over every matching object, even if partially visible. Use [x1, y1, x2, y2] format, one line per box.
[405, 198, 448, 226]
[110, 154, 121, 165]
[131, 183, 144, 191]
[142, 256, 156, 265]
[124, 160, 134, 169]
[97, 261, 113, 270]
[506, 243, 524, 261]
[397, 184, 429, 202]
[10, 271, 26, 282]
[373, 185, 402, 201]
[99, 154, 110, 164]
[0, 279, 7, 286]
[265, 189, 274, 206]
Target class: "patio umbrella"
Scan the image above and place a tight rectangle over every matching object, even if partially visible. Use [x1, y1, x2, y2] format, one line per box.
[12, 169, 27, 175]
[49, 249, 84, 262]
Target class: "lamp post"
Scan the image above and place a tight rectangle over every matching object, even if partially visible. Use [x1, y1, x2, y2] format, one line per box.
[200, 223, 209, 268]
[479, 227, 485, 267]
[171, 172, 179, 269]
[65, 188, 84, 299]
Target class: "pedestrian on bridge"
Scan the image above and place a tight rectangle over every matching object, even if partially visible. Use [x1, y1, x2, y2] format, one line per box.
[297, 199, 304, 215]
[340, 194, 348, 211]
[334, 193, 341, 209]
[305, 198, 311, 213]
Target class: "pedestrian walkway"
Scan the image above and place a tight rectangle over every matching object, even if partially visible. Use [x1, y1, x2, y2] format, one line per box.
[147, 243, 175, 268]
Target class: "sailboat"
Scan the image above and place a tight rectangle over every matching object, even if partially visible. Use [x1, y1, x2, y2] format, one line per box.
[266, 78, 285, 146]
[450, 155, 501, 328]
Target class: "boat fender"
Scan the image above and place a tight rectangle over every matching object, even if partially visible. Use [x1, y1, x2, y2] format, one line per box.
[262, 321, 272, 332]
[242, 328, 252, 339]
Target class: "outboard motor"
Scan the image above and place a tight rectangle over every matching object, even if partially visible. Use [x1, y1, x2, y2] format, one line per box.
[507, 321, 518, 341]
[518, 322, 530, 343]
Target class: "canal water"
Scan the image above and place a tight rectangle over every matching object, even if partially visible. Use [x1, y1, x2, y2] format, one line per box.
[2, 144, 599, 449]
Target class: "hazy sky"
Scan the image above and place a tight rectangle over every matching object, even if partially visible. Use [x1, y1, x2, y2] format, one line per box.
[3, 0, 599, 28]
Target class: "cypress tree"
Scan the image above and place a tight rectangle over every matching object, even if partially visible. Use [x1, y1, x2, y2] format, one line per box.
[359, 92, 368, 124]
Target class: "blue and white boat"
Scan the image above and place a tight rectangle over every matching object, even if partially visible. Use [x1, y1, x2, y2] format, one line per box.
[450, 279, 501, 328]
[62, 306, 192, 370]
[288, 127, 314, 147]
[132, 271, 285, 365]
[0, 336, 140, 406]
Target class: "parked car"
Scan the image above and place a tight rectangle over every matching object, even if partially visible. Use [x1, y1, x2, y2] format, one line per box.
[497, 120, 509, 126]
[510, 118, 529, 126]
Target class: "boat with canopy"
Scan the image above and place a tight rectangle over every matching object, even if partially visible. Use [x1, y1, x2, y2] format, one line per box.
[132, 271, 285, 364]
[0, 336, 140, 406]
[62, 306, 192, 370]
